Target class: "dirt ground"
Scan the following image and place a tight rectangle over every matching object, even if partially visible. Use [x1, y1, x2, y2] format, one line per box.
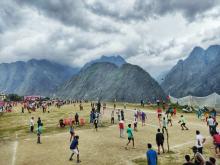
[0, 103, 219, 165]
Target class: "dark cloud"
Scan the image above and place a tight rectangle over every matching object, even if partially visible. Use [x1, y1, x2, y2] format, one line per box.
[86, 0, 219, 22]
[15, 0, 120, 33]
[0, 0, 24, 33]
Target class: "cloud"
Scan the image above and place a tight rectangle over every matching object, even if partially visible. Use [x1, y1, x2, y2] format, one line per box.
[86, 0, 219, 22]
[0, 0, 220, 78]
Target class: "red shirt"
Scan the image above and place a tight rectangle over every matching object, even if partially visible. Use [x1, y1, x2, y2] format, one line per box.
[119, 122, 124, 129]
[213, 134, 220, 144]
[157, 108, 162, 114]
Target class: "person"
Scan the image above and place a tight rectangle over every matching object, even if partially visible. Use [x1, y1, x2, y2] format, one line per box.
[162, 117, 168, 134]
[213, 131, 220, 155]
[59, 119, 65, 128]
[167, 113, 173, 126]
[173, 107, 177, 117]
[30, 117, 34, 133]
[111, 110, 114, 124]
[119, 119, 124, 138]
[21, 107, 24, 113]
[94, 117, 98, 131]
[37, 123, 43, 144]
[183, 155, 195, 165]
[156, 129, 164, 154]
[121, 110, 124, 121]
[178, 115, 189, 130]
[195, 130, 206, 154]
[134, 115, 138, 132]
[157, 107, 162, 127]
[191, 146, 205, 165]
[208, 157, 216, 165]
[37, 117, 42, 128]
[207, 116, 215, 135]
[125, 124, 134, 149]
[69, 135, 80, 163]
[117, 109, 121, 121]
[146, 143, 157, 165]
[141, 111, 147, 126]
[75, 113, 79, 126]
[69, 121, 75, 142]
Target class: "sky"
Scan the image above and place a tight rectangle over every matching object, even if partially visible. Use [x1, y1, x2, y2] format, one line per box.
[1, 0, 220, 78]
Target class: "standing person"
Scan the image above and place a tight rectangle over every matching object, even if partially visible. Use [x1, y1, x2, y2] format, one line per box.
[37, 123, 43, 144]
[69, 121, 75, 142]
[111, 110, 115, 124]
[119, 120, 124, 138]
[178, 115, 189, 130]
[37, 117, 42, 128]
[94, 117, 98, 131]
[157, 107, 162, 127]
[162, 117, 168, 134]
[121, 110, 125, 121]
[134, 115, 138, 132]
[125, 124, 135, 149]
[195, 130, 206, 154]
[75, 113, 79, 126]
[69, 135, 80, 163]
[146, 143, 157, 165]
[207, 116, 215, 135]
[213, 132, 220, 155]
[30, 117, 34, 133]
[89, 111, 94, 127]
[156, 129, 165, 154]
[21, 107, 24, 113]
[117, 109, 121, 122]
[141, 111, 147, 126]
[183, 155, 195, 165]
[191, 146, 205, 165]
[167, 113, 173, 127]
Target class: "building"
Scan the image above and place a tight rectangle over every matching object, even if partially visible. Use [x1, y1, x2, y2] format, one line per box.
[0, 93, 6, 101]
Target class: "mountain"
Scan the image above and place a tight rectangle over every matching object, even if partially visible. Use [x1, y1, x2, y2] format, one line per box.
[155, 70, 169, 84]
[161, 45, 220, 97]
[55, 62, 165, 102]
[82, 55, 126, 70]
[0, 59, 79, 96]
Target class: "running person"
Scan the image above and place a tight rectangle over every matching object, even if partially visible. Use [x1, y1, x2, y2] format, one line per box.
[69, 135, 80, 163]
[178, 115, 189, 130]
[125, 124, 135, 149]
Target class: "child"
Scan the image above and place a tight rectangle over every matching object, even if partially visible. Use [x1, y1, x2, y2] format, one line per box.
[69, 121, 75, 142]
[167, 113, 172, 127]
[69, 135, 80, 163]
[111, 110, 114, 124]
[178, 115, 189, 130]
[125, 124, 135, 149]
[134, 115, 138, 132]
[94, 118, 98, 131]
[119, 120, 124, 138]
[162, 117, 168, 134]
[37, 123, 43, 144]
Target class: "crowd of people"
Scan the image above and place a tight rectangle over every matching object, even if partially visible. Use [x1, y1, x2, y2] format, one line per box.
[8, 97, 218, 164]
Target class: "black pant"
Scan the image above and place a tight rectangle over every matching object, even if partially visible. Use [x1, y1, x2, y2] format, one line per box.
[31, 126, 34, 132]
[197, 147, 203, 154]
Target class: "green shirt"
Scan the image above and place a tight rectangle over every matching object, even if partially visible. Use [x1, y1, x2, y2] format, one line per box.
[127, 127, 133, 138]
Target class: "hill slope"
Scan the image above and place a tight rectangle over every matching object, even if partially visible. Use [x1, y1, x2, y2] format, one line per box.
[0, 59, 78, 96]
[161, 45, 220, 97]
[56, 62, 165, 102]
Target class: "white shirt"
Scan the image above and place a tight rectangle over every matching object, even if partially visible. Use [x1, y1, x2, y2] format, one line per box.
[30, 119, 34, 126]
[196, 134, 204, 148]
[207, 118, 215, 126]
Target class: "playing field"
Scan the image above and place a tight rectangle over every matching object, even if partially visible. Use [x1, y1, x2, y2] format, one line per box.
[0, 103, 217, 165]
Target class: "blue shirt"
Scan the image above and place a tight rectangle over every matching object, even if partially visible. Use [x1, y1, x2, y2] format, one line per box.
[146, 149, 157, 165]
[70, 139, 78, 149]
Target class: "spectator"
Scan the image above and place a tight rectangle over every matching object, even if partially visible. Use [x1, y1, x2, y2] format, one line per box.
[191, 146, 205, 165]
[183, 155, 195, 165]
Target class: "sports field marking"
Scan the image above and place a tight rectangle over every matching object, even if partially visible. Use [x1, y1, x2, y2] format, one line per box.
[12, 133, 18, 165]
